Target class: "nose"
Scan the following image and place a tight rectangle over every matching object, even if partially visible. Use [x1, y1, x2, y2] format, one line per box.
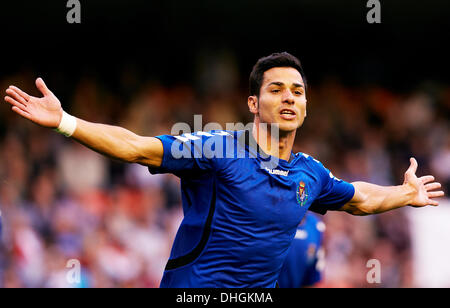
[282, 89, 295, 105]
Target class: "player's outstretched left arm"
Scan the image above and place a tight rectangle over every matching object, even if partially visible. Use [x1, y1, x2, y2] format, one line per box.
[341, 158, 445, 215]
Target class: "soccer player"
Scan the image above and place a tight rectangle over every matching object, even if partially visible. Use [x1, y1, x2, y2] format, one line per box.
[4, 52, 445, 287]
[277, 212, 325, 288]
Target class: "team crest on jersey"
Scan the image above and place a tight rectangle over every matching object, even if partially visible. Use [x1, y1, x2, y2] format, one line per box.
[296, 181, 309, 207]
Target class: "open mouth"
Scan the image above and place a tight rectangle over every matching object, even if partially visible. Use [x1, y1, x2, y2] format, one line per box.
[279, 109, 296, 119]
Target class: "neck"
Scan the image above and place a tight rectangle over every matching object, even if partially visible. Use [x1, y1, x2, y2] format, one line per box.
[252, 118, 296, 161]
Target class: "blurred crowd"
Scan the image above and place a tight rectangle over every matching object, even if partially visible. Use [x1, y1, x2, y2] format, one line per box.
[0, 63, 449, 287]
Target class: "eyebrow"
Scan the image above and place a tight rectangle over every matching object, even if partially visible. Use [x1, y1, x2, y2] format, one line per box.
[268, 81, 304, 88]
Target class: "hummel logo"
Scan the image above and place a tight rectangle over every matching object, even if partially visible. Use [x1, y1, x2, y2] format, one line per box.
[264, 167, 289, 177]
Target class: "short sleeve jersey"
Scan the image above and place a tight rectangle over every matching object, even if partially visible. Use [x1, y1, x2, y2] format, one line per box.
[149, 129, 354, 287]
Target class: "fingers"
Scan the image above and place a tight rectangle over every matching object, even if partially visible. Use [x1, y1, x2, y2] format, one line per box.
[425, 182, 441, 191]
[4, 91, 32, 121]
[420, 175, 435, 184]
[11, 106, 32, 121]
[5, 88, 28, 108]
[10, 85, 30, 101]
[428, 191, 445, 199]
[423, 179, 445, 205]
[426, 199, 439, 206]
[4, 95, 28, 111]
[6, 85, 31, 101]
[425, 180, 445, 206]
[5, 92, 32, 120]
[35, 77, 51, 96]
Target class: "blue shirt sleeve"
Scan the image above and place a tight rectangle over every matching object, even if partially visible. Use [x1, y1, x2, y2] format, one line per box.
[148, 132, 228, 177]
[309, 161, 355, 215]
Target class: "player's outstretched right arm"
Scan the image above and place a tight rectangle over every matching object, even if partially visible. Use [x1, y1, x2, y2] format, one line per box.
[4, 78, 163, 167]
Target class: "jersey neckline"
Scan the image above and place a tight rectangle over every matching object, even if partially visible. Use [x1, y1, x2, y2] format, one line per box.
[237, 129, 300, 168]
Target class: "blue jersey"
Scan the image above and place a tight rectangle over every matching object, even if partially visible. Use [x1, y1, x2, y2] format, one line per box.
[149, 129, 354, 287]
[277, 213, 325, 288]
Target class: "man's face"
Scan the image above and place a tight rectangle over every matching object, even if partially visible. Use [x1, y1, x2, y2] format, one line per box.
[249, 67, 307, 133]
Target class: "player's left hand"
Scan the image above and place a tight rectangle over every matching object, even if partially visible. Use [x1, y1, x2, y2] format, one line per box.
[403, 157, 445, 207]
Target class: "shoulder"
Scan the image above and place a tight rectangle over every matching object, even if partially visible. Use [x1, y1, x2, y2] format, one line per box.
[296, 152, 321, 164]
[156, 130, 236, 153]
[294, 152, 327, 173]
[170, 130, 235, 143]
[296, 153, 343, 182]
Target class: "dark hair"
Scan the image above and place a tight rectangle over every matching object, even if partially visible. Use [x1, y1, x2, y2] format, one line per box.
[249, 52, 306, 97]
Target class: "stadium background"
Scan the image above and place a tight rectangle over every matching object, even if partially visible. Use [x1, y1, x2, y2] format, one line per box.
[0, 0, 449, 287]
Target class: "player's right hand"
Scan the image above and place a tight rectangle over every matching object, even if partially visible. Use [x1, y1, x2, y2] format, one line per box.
[4, 77, 63, 128]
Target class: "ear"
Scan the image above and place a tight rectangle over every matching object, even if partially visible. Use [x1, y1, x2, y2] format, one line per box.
[248, 96, 258, 115]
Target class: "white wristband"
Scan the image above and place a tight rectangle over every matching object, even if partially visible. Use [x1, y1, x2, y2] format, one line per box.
[54, 111, 77, 137]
